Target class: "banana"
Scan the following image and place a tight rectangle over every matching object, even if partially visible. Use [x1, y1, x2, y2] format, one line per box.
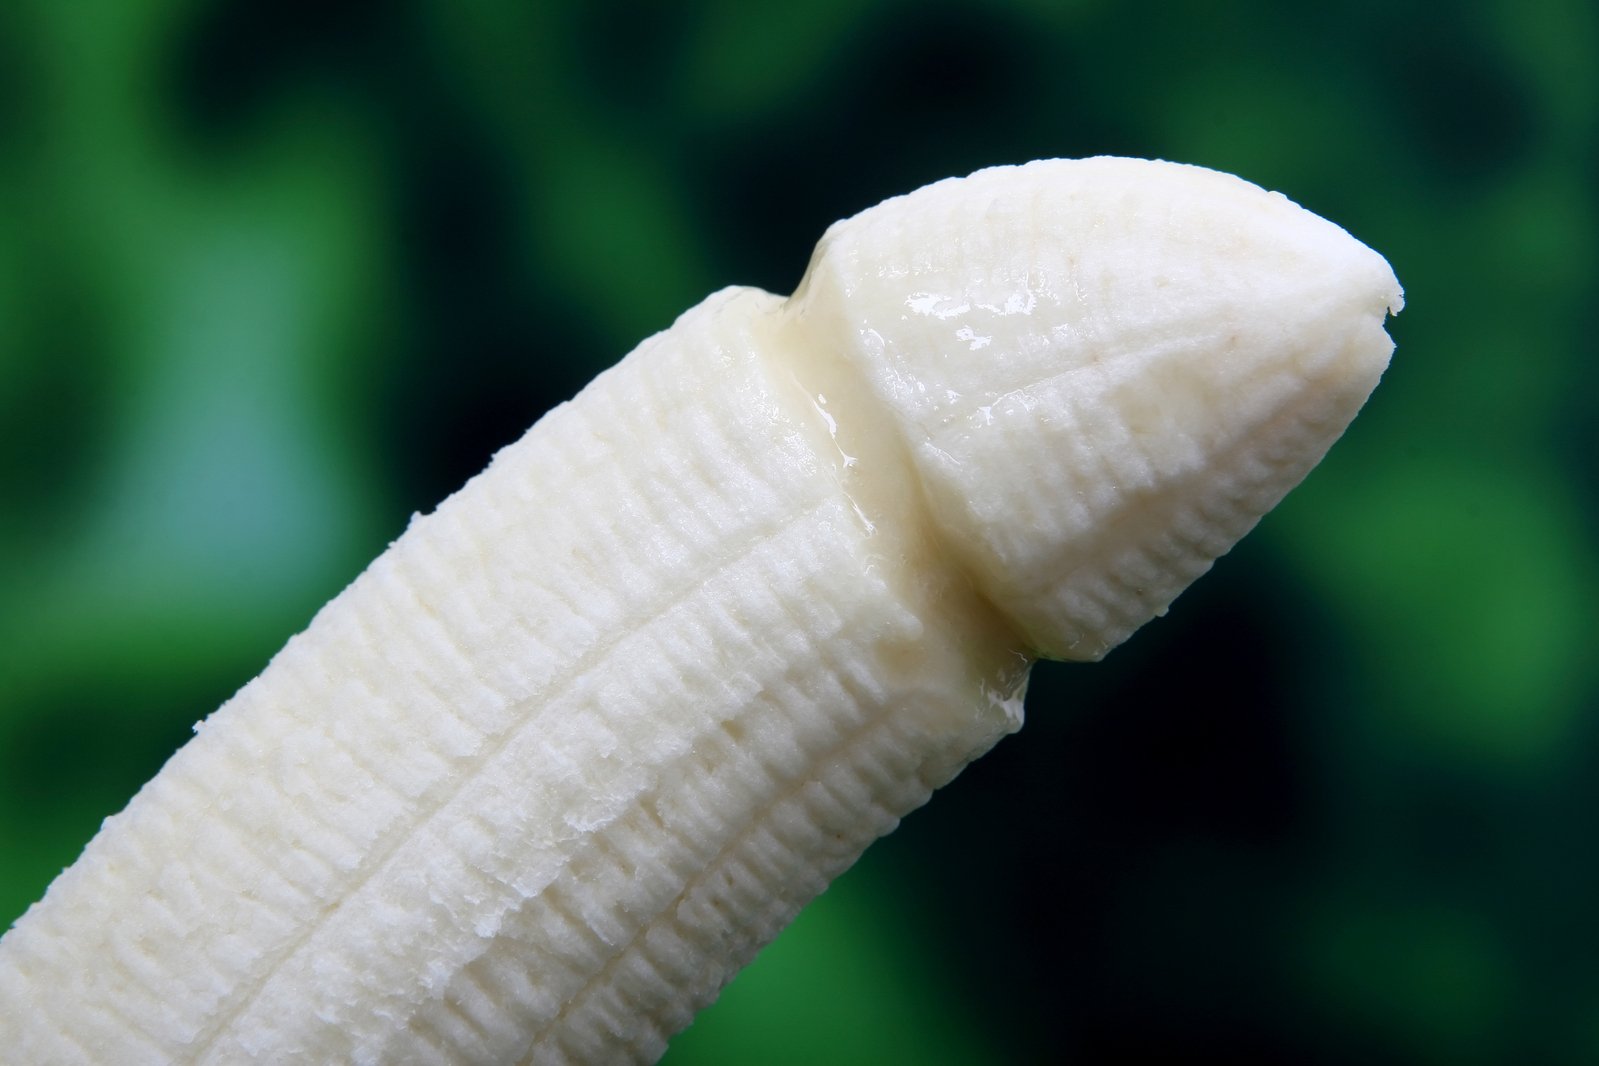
[0, 157, 1402, 1065]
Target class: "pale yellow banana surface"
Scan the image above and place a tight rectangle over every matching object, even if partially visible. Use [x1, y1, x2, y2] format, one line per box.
[0, 158, 1401, 1065]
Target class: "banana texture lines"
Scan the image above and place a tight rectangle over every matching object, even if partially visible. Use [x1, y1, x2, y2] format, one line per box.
[0, 158, 1403, 1064]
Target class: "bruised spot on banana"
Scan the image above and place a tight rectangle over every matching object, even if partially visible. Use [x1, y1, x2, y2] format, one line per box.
[0, 157, 1402, 1065]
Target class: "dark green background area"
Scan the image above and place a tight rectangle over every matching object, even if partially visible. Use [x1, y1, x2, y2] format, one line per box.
[2, 1, 1595, 1063]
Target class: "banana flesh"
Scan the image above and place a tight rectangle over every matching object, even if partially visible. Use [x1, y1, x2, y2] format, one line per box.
[0, 158, 1401, 1065]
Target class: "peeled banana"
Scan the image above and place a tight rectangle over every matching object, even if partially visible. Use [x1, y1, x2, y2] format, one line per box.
[0, 157, 1402, 1065]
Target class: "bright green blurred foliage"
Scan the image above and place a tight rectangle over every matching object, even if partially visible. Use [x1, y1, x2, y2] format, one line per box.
[1, 0, 1595, 1062]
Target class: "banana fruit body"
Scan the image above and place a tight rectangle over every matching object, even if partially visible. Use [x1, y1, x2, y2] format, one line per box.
[0, 158, 1402, 1065]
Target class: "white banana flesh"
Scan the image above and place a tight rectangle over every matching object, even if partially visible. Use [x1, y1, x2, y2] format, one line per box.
[0, 158, 1402, 1065]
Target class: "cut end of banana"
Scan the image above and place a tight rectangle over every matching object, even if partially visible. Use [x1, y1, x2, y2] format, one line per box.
[794, 157, 1403, 661]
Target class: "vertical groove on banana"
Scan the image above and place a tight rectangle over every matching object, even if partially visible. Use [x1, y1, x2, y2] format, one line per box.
[0, 158, 1400, 1065]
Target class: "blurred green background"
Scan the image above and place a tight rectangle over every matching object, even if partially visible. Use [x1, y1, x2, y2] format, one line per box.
[1, 0, 1596, 1062]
